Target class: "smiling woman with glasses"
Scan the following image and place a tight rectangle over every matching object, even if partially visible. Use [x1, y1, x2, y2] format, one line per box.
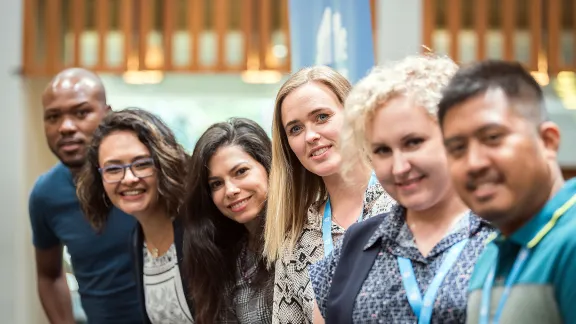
[76, 108, 193, 324]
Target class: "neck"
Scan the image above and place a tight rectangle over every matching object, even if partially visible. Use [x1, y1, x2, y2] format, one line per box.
[323, 166, 371, 203]
[137, 208, 173, 244]
[244, 217, 262, 251]
[406, 195, 468, 228]
[322, 166, 372, 228]
[500, 174, 565, 236]
[69, 167, 82, 181]
[406, 191, 469, 256]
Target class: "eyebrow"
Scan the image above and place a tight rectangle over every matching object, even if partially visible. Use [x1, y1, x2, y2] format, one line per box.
[370, 142, 387, 151]
[369, 132, 422, 149]
[103, 155, 151, 166]
[443, 123, 504, 145]
[207, 161, 248, 181]
[284, 108, 328, 130]
[45, 101, 90, 114]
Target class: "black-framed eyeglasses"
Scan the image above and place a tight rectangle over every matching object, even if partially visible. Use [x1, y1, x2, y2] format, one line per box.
[98, 157, 156, 184]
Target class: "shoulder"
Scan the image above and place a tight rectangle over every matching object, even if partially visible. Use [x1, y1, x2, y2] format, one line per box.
[364, 182, 397, 217]
[30, 163, 71, 203]
[468, 241, 498, 291]
[348, 212, 387, 239]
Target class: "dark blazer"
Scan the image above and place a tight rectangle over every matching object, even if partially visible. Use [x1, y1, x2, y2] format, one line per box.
[130, 219, 194, 324]
[325, 214, 385, 324]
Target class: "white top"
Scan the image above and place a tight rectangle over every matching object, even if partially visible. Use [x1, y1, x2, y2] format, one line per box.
[143, 243, 194, 324]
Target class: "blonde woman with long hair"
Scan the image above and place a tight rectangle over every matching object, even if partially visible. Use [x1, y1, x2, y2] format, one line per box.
[263, 66, 395, 323]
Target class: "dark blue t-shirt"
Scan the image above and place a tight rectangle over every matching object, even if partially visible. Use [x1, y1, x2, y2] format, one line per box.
[29, 163, 141, 324]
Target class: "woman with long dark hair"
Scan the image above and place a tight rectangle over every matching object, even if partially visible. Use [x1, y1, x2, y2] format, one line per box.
[76, 108, 192, 324]
[182, 117, 273, 324]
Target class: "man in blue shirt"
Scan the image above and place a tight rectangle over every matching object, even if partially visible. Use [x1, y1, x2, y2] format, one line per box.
[438, 60, 576, 323]
[29, 68, 141, 323]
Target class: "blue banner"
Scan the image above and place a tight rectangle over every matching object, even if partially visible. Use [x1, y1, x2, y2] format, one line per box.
[288, 0, 375, 84]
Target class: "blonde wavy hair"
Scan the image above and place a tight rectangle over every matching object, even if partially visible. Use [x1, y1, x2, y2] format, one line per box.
[340, 54, 459, 178]
[263, 66, 352, 264]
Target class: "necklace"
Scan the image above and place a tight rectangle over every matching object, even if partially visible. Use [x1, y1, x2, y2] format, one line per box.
[145, 233, 172, 258]
[144, 218, 175, 258]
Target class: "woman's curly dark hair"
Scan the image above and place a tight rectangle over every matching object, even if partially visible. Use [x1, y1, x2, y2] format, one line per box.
[76, 108, 188, 230]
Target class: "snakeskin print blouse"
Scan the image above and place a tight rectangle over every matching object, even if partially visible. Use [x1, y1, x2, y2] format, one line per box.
[271, 181, 396, 324]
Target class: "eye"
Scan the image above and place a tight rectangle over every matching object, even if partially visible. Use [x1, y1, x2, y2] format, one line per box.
[133, 159, 154, 170]
[372, 146, 391, 155]
[445, 141, 467, 157]
[44, 114, 59, 123]
[289, 125, 303, 135]
[209, 180, 222, 190]
[104, 166, 123, 174]
[405, 137, 424, 149]
[235, 167, 249, 176]
[76, 110, 90, 118]
[316, 113, 330, 122]
[483, 132, 503, 144]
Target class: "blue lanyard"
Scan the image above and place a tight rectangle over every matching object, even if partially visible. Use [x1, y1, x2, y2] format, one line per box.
[479, 247, 530, 324]
[397, 239, 469, 324]
[322, 173, 378, 257]
[477, 192, 576, 323]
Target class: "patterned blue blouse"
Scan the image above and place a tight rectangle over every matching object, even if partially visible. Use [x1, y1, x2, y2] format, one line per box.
[309, 206, 494, 323]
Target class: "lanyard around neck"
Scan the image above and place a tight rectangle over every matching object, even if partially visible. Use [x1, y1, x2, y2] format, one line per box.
[321, 173, 378, 257]
[479, 192, 576, 324]
[398, 238, 469, 324]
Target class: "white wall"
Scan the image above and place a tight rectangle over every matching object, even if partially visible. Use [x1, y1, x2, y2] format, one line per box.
[0, 0, 50, 323]
[100, 73, 287, 152]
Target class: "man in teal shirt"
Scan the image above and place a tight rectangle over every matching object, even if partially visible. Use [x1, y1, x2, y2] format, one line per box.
[437, 59, 576, 324]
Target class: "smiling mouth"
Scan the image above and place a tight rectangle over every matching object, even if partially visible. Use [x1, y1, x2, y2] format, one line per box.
[228, 197, 251, 210]
[310, 145, 331, 157]
[470, 182, 499, 200]
[120, 189, 146, 196]
[397, 175, 425, 187]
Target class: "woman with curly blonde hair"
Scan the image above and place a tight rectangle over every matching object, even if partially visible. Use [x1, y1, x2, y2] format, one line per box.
[263, 66, 395, 323]
[309, 55, 494, 323]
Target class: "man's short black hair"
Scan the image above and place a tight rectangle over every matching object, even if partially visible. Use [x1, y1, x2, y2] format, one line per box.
[437, 60, 547, 126]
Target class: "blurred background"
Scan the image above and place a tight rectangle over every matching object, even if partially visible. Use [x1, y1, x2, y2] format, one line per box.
[2, 0, 576, 323]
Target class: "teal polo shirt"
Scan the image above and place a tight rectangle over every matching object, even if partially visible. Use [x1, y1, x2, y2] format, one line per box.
[466, 178, 576, 324]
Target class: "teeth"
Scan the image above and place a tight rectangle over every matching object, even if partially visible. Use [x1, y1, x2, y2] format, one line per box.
[122, 190, 144, 196]
[476, 183, 495, 190]
[312, 147, 329, 156]
[230, 198, 249, 209]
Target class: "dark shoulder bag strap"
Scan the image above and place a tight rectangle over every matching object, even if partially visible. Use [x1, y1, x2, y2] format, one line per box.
[326, 214, 385, 324]
[131, 224, 153, 324]
[173, 219, 195, 316]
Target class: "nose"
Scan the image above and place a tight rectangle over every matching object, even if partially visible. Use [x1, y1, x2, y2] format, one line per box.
[225, 181, 240, 197]
[392, 151, 411, 177]
[305, 128, 320, 143]
[465, 142, 490, 176]
[121, 167, 140, 184]
[59, 116, 77, 135]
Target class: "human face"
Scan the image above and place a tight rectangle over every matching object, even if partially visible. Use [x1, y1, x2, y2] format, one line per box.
[369, 96, 453, 211]
[281, 82, 344, 177]
[43, 87, 108, 169]
[207, 145, 268, 225]
[98, 130, 160, 218]
[442, 88, 559, 230]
